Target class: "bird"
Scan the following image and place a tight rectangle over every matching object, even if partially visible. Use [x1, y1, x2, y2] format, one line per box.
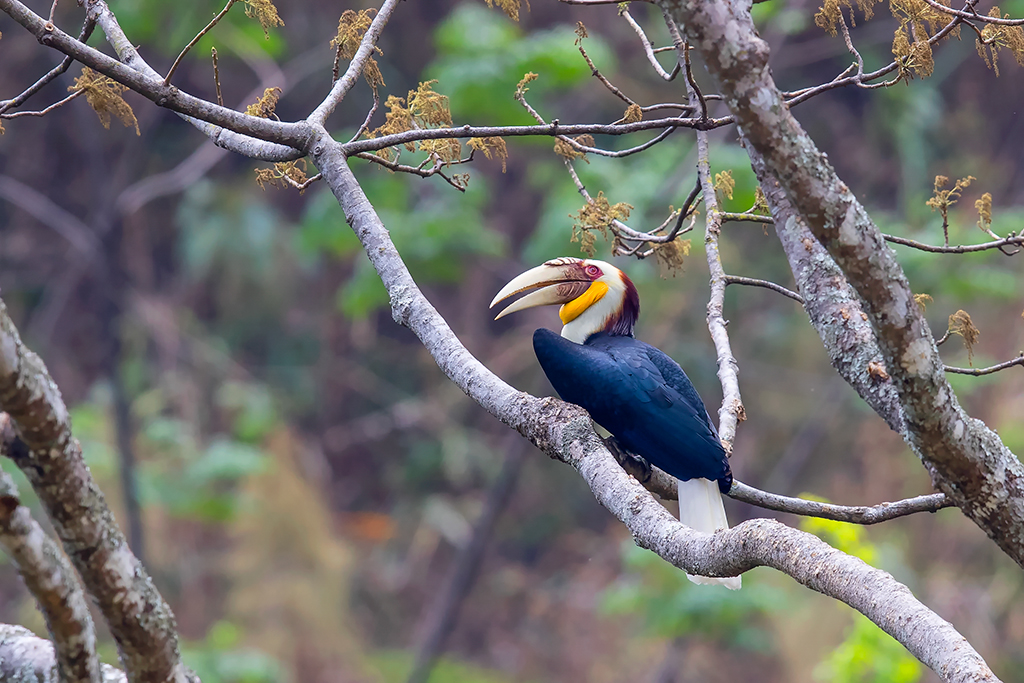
[490, 257, 740, 589]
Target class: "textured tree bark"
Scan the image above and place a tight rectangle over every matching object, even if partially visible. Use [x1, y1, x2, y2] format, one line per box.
[0, 301, 191, 683]
[0, 624, 125, 683]
[0, 426, 100, 683]
[660, 0, 1024, 567]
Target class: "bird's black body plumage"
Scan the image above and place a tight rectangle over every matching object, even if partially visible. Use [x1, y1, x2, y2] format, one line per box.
[533, 328, 732, 492]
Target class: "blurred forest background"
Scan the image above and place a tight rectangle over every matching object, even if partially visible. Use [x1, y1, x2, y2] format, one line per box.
[2, 0, 1024, 681]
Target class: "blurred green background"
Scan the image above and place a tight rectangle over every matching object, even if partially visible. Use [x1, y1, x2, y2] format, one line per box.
[1, 0, 1023, 681]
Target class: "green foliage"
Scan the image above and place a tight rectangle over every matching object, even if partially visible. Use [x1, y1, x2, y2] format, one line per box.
[814, 616, 923, 683]
[182, 621, 284, 683]
[430, 4, 614, 125]
[108, 0, 285, 58]
[366, 649, 517, 683]
[600, 542, 781, 650]
[298, 172, 504, 319]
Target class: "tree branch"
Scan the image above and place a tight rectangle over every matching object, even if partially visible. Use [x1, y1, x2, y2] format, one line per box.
[696, 129, 744, 448]
[0, 16, 94, 116]
[662, 0, 1024, 568]
[0, 418, 100, 683]
[723, 275, 804, 303]
[0, 624, 125, 683]
[308, 0, 400, 126]
[883, 232, 1024, 254]
[308, 131, 998, 683]
[0, 0, 307, 161]
[945, 354, 1024, 376]
[0, 301, 192, 683]
[728, 480, 954, 524]
[339, 117, 724, 157]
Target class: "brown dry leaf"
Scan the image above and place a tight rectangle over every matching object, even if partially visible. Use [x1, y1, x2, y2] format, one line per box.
[948, 309, 980, 366]
[484, 0, 529, 22]
[245, 87, 282, 118]
[330, 9, 376, 60]
[419, 137, 462, 166]
[516, 72, 538, 99]
[714, 170, 735, 202]
[654, 239, 691, 278]
[244, 0, 284, 39]
[254, 159, 309, 192]
[815, 0, 881, 35]
[975, 192, 993, 232]
[574, 21, 588, 45]
[69, 67, 140, 135]
[468, 136, 508, 172]
[553, 138, 586, 162]
[622, 104, 643, 124]
[976, 6, 1024, 76]
[407, 80, 452, 128]
[570, 191, 632, 257]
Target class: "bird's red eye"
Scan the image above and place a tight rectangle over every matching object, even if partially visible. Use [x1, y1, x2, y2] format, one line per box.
[585, 264, 602, 278]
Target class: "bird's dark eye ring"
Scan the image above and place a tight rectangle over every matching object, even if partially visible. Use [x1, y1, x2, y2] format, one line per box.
[585, 264, 601, 278]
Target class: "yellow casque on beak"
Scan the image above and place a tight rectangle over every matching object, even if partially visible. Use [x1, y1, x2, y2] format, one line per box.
[490, 260, 593, 321]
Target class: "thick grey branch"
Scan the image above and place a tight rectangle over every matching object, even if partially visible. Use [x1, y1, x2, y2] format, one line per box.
[0, 421, 100, 683]
[662, 0, 1024, 568]
[0, 624, 124, 683]
[309, 129, 997, 683]
[0, 301, 191, 683]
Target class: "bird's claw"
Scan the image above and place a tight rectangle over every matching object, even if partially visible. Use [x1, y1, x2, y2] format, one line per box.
[603, 435, 652, 483]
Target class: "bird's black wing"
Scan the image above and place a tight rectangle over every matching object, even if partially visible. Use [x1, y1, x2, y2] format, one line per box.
[642, 343, 721, 439]
[532, 329, 730, 486]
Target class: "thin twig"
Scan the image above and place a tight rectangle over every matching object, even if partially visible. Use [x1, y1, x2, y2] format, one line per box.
[347, 88, 381, 144]
[281, 171, 323, 192]
[837, 9, 866, 77]
[579, 42, 637, 107]
[783, 9, 967, 106]
[308, 0, 400, 126]
[211, 47, 223, 106]
[920, 0, 1024, 25]
[353, 152, 470, 192]
[47, 0, 56, 23]
[0, 17, 94, 115]
[720, 211, 774, 224]
[164, 0, 236, 86]
[724, 275, 805, 303]
[683, 41, 707, 122]
[883, 232, 1024, 254]
[0, 89, 84, 118]
[945, 354, 1024, 376]
[728, 481, 954, 524]
[621, 9, 680, 81]
[936, 329, 951, 346]
[341, 116, 725, 156]
[664, 176, 701, 242]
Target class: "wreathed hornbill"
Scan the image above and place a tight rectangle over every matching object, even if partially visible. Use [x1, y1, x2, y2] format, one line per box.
[491, 257, 739, 589]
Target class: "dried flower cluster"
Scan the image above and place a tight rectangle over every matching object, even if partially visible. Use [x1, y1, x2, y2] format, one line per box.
[69, 67, 139, 135]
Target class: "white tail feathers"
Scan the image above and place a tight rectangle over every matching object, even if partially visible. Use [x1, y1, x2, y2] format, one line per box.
[677, 477, 741, 590]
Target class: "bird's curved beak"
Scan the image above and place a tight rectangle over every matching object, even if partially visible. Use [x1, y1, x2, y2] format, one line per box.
[490, 261, 591, 321]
